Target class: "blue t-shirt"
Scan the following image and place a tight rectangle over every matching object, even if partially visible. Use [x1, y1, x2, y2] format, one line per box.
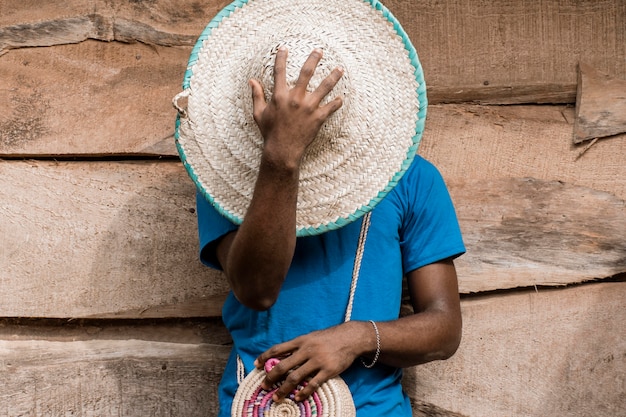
[197, 156, 465, 416]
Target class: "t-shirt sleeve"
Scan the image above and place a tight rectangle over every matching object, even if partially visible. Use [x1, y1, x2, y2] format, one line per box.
[196, 190, 238, 270]
[399, 158, 466, 273]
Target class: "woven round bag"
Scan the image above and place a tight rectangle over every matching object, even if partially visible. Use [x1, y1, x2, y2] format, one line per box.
[232, 358, 356, 417]
[174, 0, 427, 236]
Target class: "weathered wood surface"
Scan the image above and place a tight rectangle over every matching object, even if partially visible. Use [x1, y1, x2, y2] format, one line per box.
[0, 338, 231, 416]
[1, 0, 625, 107]
[574, 63, 626, 143]
[1, 283, 623, 417]
[0, 0, 227, 49]
[1, 2, 623, 415]
[404, 282, 626, 417]
[1, 160, 623, 318]
[0, 160, 229, 319]
[0, 41, 183, 157]
[451, 177, 626, 292]
[387, 0, 626, 104]
[420, 105, 626, 202]
[0, 317, 233, 416]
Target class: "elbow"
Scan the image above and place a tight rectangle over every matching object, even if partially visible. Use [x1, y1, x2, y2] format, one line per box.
[437, 316, 463, 360]
[426, 332, 461, 363]
[421, 310, 462, 362]
[228, 271, 283, 311]
[237, 294, 278, 311]
[439, 327, 462, 360]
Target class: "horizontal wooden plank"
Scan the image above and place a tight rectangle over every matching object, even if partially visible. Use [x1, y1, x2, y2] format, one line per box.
[451, 177, 626, 292]
[420, 105, 626, 202]
[0, 13, 203, 51]
[426, 83, 577, 105]
[1, 0, 624, 117]
[0, 317, 232, 345]
[0, 160, 229, 318]
[1, 160, 623, 317]
[390, 0, 626, 104]
[0, 41, 182, 157]
[404, 282, 626, 417]
[3, 59, 626, 201]
[0, 338, 230, 416]
[0, 39, 594, 157]
[0, 0, 227, 44]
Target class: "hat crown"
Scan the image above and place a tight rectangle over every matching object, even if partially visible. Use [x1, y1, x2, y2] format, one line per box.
[243, 38, 353, 162]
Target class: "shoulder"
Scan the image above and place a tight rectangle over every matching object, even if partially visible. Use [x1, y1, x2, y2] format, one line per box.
[391, 155, 449, 205]
[369, 156, 450, 231]
[400, 155, 444, 186]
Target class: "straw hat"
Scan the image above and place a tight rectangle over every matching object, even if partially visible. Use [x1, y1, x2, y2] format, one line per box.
[174, 0, 427, 236]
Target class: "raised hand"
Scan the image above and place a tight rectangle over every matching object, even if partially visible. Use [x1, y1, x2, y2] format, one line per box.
[249, 47, 344, 168]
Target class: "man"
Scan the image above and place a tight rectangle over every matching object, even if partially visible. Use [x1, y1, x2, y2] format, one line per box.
[195, 46, 465, 415]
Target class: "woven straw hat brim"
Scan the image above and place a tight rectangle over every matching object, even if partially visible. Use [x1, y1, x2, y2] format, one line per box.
[231, 367, 356, 416]
[175, 0, 427, 236]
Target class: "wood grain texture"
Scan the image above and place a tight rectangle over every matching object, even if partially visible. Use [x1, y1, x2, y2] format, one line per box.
[389, 0, 626, 103]
[0, 338, 230, 417]
[1, 3, 623, 416]
[0, 0, 228, 48]
[420, 105, 626, 202]
[403, 282, 626, 417]
[3, 67, 626, 203]
[452, 177, 626, 292]
[1, 160, 623, 318]
[0, 160, 229, 318]
[0, 41, 183, 156]
[574, 63, 626, 143]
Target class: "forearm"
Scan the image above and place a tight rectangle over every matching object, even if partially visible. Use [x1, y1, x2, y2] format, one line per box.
[363, 309, 462, 369]
[356, 261, 462, 368]
[254, 308, 461, 401]
[216, 48, 344, 311]
[223, 154, 301, 310]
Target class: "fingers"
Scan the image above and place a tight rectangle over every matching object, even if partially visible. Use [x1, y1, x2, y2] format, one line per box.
[273, 46, 288, 94]
[255, 341, 295, 370]
[270, 47, 344, 113]
[294, 377, 322, 402]
[258, 353, 325, 402]
[294, 48, 323, 93]
[249, 79, 266, 124]
[295, 49, 344, 105]
[310, 66, 344, 106]
[272, 364, 309, 401]
[249, 47, 345, 166]
[319, 95, 344, 120]
[270, 364, 329, 403]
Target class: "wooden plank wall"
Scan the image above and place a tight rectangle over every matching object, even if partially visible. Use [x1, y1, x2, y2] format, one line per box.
[1, 1, 624, 416]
